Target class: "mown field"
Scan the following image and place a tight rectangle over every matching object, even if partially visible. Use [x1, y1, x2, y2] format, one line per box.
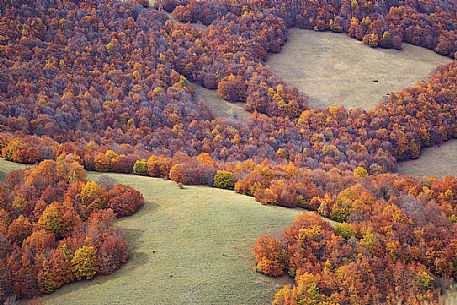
[0, 159, 301, 305]
[266, 28, 451, 110]
[397, 140, 457, 178]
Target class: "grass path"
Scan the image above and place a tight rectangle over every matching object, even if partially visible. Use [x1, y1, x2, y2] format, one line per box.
[266, 29, 450, 110]
[0, 159, 300, 305]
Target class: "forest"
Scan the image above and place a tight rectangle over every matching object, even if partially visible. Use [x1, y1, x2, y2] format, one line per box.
[0, 0, 456, 303]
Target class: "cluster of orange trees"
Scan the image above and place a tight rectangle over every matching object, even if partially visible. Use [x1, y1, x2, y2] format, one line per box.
[1, 0, 457, 303]
[0, 156, 144, 303]
[253, 171, 457, 304]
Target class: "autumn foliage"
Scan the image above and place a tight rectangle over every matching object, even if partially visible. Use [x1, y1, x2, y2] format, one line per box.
[253, 171, 457, 304]
[0, 0, 456, 303]
[0, 158, 143, 303]
[1, 0, 455, 177]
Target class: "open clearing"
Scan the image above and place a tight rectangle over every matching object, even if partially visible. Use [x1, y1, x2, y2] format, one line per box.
[397, 140, 457, 178]
[266, 28, 451, 110]
[192, 82, 251, 122]
[0, 159, 300, 305]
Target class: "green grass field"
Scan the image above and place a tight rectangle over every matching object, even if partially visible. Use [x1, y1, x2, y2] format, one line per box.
[0, 160, 30, 180]
[0, 159, 301, 305]
[266, 29, 451, 110]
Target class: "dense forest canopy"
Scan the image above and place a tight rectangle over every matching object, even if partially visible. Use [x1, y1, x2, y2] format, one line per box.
[0, 0, 456, 174]
[0, 0, 456, 303]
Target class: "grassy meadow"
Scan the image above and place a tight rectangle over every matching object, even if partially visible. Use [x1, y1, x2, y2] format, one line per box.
[0, 159, 30, 180]
[266, 28, 451, 110]
[2, 154, 456, 304]
[0, 159, 301, 305]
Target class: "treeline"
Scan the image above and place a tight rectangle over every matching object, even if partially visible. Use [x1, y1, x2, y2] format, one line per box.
[0, 157, 144, 303]
[3, 140, 457, 227]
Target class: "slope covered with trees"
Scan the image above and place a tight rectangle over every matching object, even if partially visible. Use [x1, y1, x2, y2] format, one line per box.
[1, 0, 456, 175]
[253, 171, 457, 304]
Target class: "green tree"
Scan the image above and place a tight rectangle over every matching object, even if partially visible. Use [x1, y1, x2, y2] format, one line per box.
[71, 246, 97, 280]
[133, 159, 148, 175]
[333, 222, 356, 239]
[354, 166, 368, 178]
[213, 170, 235, 189]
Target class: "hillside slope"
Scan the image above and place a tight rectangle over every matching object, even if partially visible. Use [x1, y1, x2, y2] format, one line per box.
[0, 159, 301, 305]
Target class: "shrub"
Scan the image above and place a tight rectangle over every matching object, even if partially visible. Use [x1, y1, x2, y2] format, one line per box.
[71, 246, 97, 280]
[169, 159, 215, 185]
[213, 170, 235, 189]
[108, 185, 144, 217]
[5, 140, 40, 164]
[330, 201, 350, 222]
[79, 181, 109, 214]
[217, 75, 248, 102]
[37, 202, 81, 239]
[147, 155, 171, 178]
[96, 234, 129, 275]
[354, 166, 368, 178]
[133, 159, 148, 175]
[253, 236, 285, 277]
